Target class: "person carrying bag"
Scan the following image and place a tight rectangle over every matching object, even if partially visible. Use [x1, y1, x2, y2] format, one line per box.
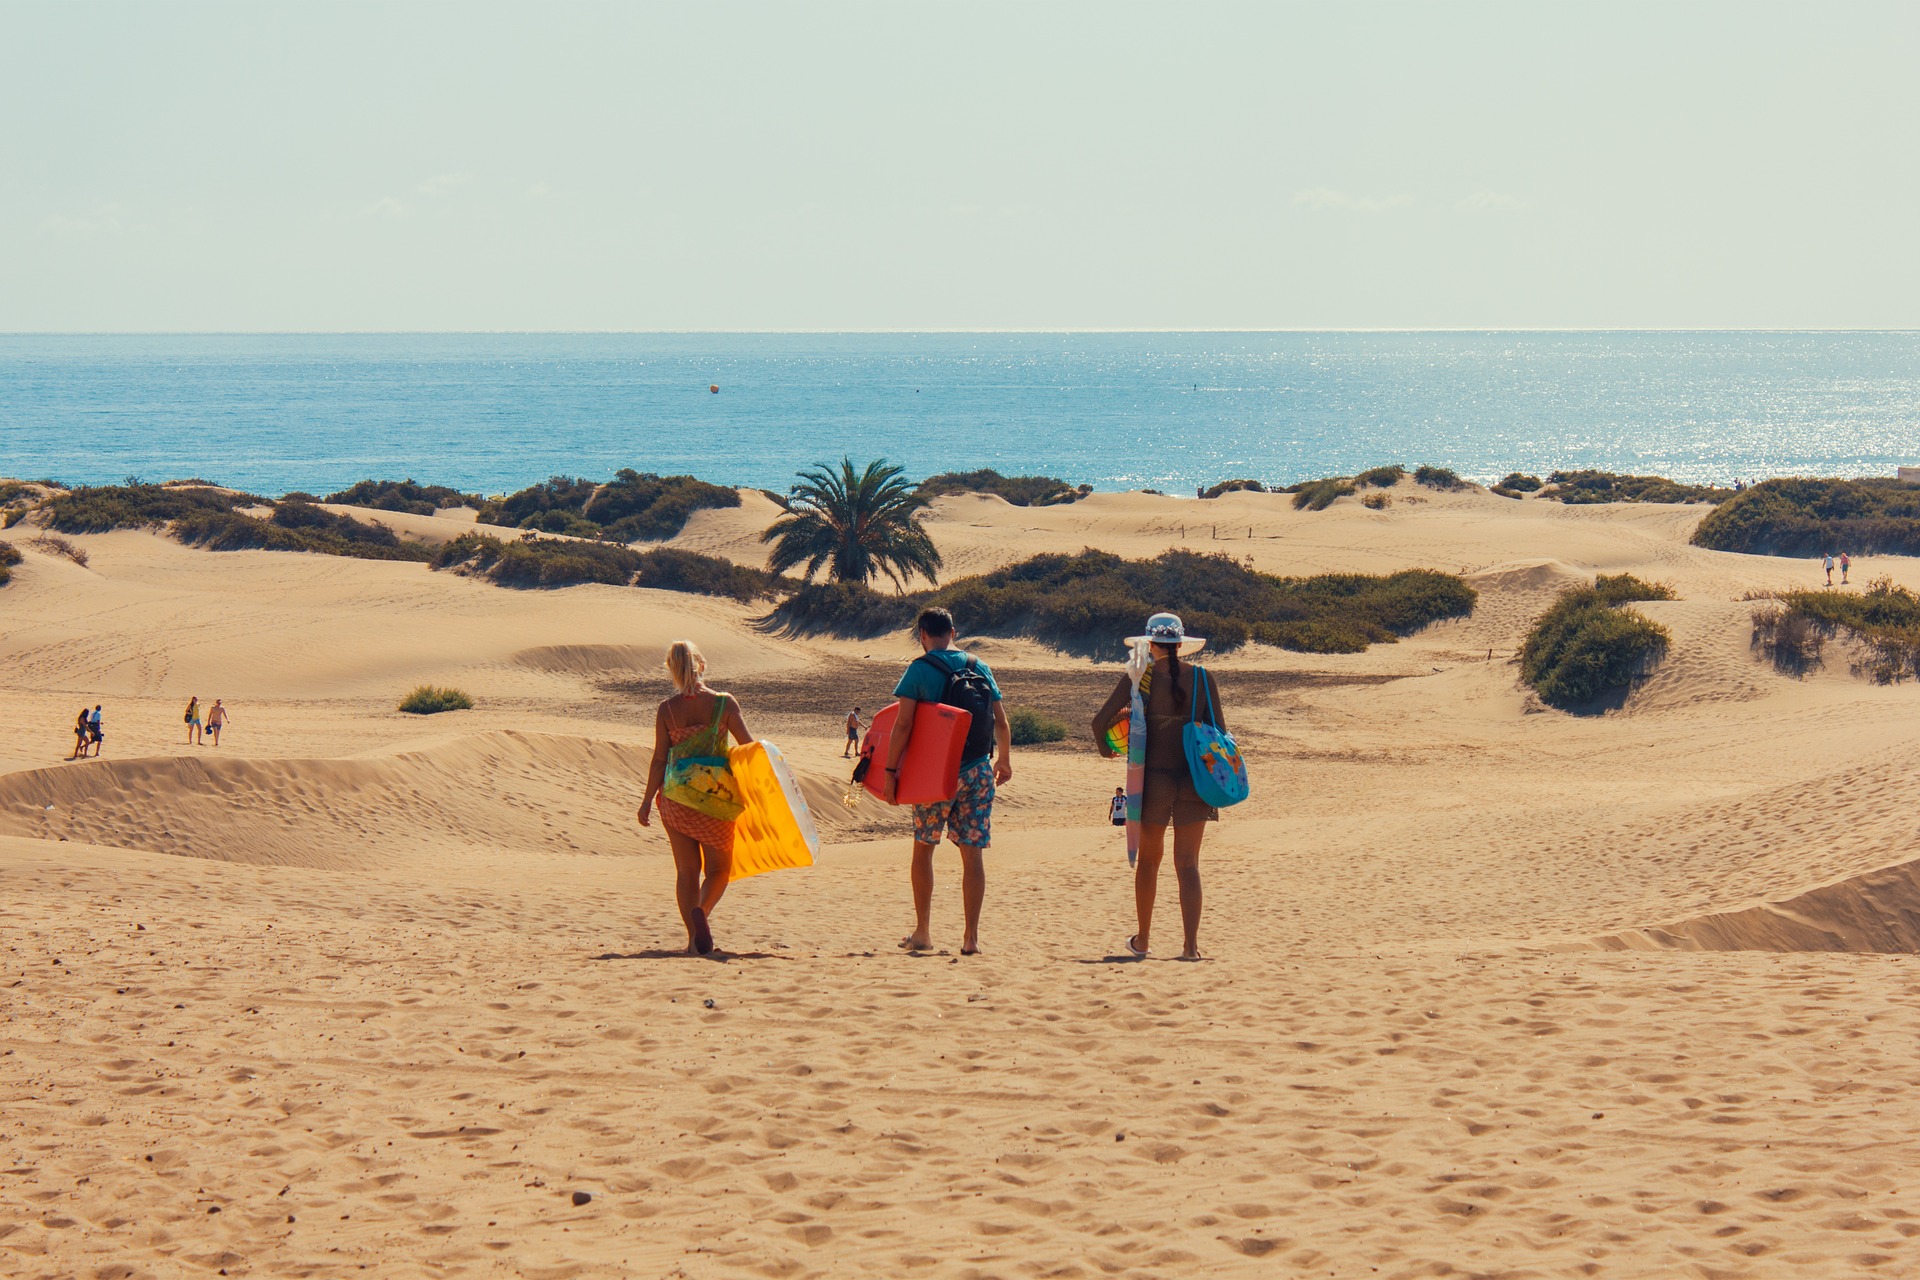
[1092, 612, 1243, 961]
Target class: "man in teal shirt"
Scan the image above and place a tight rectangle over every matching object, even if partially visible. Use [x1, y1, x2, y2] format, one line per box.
[883, 607, 1013, 956]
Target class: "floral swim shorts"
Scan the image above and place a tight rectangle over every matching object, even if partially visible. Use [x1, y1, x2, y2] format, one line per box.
[912, 757, 996, 849]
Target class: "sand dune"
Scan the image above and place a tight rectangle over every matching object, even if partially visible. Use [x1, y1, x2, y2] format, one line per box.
[9, 486, 1920, 1277]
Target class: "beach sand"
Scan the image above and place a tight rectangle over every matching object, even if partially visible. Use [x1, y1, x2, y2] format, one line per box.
[6, 485, 1920, 1278]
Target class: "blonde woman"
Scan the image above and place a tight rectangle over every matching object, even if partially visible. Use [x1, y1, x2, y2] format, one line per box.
[184, 696, 203, 745]
[637, 640, 753, 955]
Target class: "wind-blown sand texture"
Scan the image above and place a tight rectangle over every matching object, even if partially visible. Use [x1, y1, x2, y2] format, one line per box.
[7, 483, 1920, 1279]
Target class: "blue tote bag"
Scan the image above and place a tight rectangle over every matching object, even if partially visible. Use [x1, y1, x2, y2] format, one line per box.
[1182, 667, 1249, 808]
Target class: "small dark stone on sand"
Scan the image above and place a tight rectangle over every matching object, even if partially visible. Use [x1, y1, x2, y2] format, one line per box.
[1115, 1133, 1125, 1142]
[703, 999, 716, 1009]
[571, 1190, 592, 1206]
[207, 1205, 221, 1214]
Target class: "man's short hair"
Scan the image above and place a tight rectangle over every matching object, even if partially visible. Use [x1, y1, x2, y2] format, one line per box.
[916, 607, 955, 639]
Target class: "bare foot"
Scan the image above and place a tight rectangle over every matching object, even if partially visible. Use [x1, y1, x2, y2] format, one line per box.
[960, 942, 981, 956]
[690, 908, 714, 955]
[899, 934, 931, 951]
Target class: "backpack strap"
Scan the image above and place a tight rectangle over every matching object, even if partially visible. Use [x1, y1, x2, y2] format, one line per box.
[912, 651, 957, 703]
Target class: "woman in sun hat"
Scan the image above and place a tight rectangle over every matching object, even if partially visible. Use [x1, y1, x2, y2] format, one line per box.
[1091, 612, 1226, 961]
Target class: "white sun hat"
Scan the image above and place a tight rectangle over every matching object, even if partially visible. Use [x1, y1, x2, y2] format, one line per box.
[1124, 611, 1207, 656]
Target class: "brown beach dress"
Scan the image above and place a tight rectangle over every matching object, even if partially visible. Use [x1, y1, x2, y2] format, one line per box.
[1092, 660, 1225, 827]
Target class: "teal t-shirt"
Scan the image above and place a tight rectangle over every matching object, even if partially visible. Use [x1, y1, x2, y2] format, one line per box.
[893, 648, 1003, 704]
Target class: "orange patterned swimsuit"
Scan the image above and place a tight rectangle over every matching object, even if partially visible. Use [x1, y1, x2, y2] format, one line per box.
[658, 721, 736, 854]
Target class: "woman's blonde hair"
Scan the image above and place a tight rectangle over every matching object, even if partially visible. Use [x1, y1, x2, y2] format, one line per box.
[664, 640, 707, 695]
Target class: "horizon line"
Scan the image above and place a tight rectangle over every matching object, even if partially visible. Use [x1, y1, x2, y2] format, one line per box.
[4, 327, 1919, 338]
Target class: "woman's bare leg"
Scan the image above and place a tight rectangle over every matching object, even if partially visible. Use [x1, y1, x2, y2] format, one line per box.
[1172, 821, 1206, 958]
[1133, 822, 1168, 952]
[665, 828, 705, 952]
[699, 844, 731, 917]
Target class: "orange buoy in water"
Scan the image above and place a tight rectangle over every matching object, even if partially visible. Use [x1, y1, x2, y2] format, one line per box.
[709, 384, 720, 394]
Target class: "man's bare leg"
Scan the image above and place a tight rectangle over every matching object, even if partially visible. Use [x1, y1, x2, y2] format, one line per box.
[958, 845, 985, 954]
[901, 839, 937, 949]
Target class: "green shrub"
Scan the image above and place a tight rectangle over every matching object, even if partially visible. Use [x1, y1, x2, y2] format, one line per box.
[1287, 477, 1355, 511]
[1692, 477, 1920, 556]
[1593, 573, 1676, 604]
[1007, 708, 1068, 746]
[1751, 605, 1824, 677]
[920, 469, 1092, 507]
[173, 506, 433, 562]
[763, 549, 1475, 657]
[1772, 577, 1920, 682]
[475, 470, 740, 542]
[324, 478, 484, 514]
[1496, 472, 1544, 493]
[0, 539, 18, 586]
[399, 685, 474, 715]
[1201, 479, 1268, 500]
[1355, 465, 1407, 488]
[1545, 470, 1729, 506]
[431, 532, 777, 599]
[1520, 582, 1672, 710]
[44, 483, 251, 533]
[1361, 492, 1391, 510]
[1414, 465, 1469, 491]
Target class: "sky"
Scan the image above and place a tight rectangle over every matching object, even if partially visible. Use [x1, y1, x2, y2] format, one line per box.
[4, 1, 1918, 332]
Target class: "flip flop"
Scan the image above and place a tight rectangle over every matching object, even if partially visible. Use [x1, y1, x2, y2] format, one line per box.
[1126, 934, 1149, 958]
[691, 908, 714, 955]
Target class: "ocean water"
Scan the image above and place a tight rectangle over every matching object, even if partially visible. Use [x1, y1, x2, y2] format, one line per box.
[2, 332, 1916, 497]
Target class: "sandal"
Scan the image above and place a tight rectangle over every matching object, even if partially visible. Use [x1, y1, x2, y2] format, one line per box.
[1126, 934, 1149, 958]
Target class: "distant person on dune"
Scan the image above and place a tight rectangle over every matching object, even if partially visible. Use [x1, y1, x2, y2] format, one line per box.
[1093, 613, 1228, 962]
[886, 606, 1011, 957]
[637, 640, 754, 956]
[205, 699, 230, 745]
[86, 705, 103, 757]
[184, 696, 203, 745]
[67, 708, 90, 761]
[843, 707, 865, 758]
[1824, 553, 1835, 586]
[1841, 552, 1851, 584]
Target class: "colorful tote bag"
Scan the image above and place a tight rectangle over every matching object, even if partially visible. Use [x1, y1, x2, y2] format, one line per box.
[1182, 667, 1249, 809]
[663, 695, 746, 821]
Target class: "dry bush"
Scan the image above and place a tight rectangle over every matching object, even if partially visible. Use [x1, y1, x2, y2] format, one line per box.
[1750, 605, 1824, 676]
[27, 534, 88, 567]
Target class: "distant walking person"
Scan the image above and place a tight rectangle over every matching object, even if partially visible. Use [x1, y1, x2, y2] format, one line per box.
[1840, 552, 1851, 585]
[885, 607, 1012, 957]
[637, 640, 754, 955]
[67, 708, 91, 761]
[1824, 553, 1835, 586]
[1109, 786, 1127, 828]
[843, 707, 865, 758]
[205, 699, 230, 745]
[184, 696, 203, 745]
[86, 705, 103, 757]
[1093, 613, 1227, 961]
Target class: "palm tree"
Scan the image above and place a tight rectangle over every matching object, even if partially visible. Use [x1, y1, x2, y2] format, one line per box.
[762, 457, 943, 589]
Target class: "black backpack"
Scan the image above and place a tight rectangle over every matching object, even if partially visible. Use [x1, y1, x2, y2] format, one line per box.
[916, 652, 996, 762]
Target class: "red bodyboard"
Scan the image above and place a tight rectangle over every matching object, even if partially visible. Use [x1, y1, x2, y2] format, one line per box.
[860, 701, 973, 804]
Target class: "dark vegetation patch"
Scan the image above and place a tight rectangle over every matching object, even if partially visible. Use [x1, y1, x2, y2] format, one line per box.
[1692, 477, 1920, 557]
[1520, 577, 1673, 711]
[1766, 578, 1920, 683]
[920, 469, 1092, 507]
[1543, 470, 1730, 505]
[1355, 465, 1407, 488]
[324, 478, 484, 514]
[1007, 708, 1069, 746]
[1750, 604, 1824, 677]
[399, 685, 474, 715]
[173, 504, 434, 562]
[477, 469, 741, 542]
[0, 540, 19, 586]
[27, 534, 88, 567]
[762, 549, 1476, 657]
[1361, 492, 1391, 510]
[43, 483, 258, 534]
[1286, 478, 1355, 511]
[1201, 479, 1268, 499]
[1414, 465, 1469, 491]
[1494, 473, 1544, 496]
[430, 532, 778, 601]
